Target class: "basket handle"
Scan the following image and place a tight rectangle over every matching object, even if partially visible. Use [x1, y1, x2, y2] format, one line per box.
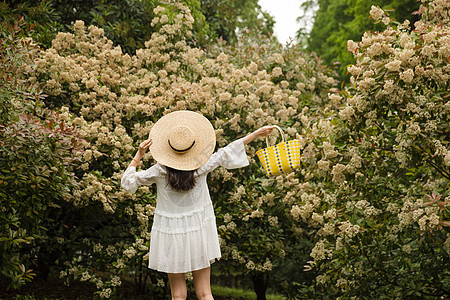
[265, 125, 285, 148]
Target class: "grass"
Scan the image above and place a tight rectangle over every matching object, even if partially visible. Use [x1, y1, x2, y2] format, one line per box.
[212, 285, 286, 300]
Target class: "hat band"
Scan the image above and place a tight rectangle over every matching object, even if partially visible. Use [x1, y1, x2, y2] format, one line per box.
[168, 140, 196, 153]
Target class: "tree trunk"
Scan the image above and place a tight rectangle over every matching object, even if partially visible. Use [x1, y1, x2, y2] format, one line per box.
[251, 272, 269, 300]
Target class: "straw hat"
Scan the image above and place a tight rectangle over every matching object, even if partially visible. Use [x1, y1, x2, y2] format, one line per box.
[149, 110, 216, 171]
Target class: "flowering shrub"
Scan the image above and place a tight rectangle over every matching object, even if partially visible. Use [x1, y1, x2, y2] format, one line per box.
[292, 0, 449, 297]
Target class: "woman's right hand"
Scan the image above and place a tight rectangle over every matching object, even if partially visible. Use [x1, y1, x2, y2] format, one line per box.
[137, 138, 153, 158]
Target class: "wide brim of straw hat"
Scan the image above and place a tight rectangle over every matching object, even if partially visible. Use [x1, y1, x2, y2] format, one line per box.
[149, 110, 216, 171]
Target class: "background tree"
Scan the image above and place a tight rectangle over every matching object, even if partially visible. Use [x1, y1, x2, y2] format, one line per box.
[0, 0, 207, 53]
[200, 0, 275, 43]
[297, 0, 421, 80]
[0, 0, 275, 53]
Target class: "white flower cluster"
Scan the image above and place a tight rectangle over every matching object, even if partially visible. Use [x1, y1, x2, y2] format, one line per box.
[310, 239, 333, 261]
[369, 5, 384, 20]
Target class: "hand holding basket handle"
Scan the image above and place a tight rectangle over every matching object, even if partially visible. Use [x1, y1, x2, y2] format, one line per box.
[256, 125, 301, 176]
[242, 126, 275, 145]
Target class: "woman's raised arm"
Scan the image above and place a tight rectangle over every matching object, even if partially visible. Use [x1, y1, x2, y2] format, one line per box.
[242, 126, 275, 145]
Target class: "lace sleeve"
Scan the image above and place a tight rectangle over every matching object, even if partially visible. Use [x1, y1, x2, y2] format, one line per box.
[197, 138, 249, 175]
[121, 164, 161, 194]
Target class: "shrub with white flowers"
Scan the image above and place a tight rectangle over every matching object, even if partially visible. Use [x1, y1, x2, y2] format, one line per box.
[295, 0, 449, 297]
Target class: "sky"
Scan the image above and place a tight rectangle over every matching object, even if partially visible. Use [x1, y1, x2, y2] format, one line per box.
[258, 0, 313, 45]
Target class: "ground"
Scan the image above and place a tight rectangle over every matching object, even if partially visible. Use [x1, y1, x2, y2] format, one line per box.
[0, 276, 250, 300]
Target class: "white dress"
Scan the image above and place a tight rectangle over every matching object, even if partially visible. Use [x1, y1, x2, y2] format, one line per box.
[121, 138, 249, 273]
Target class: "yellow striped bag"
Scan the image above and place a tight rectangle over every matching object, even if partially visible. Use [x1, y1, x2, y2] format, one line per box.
[256, 125, 301, 176]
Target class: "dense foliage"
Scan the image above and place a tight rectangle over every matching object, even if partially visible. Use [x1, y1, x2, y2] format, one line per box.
[299, 0, 421, 79]
[0, 16, 84, 290]
[1, 0, 448, 299]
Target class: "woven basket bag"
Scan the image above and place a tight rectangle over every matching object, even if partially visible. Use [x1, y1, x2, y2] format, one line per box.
[256, 125, 301, 176]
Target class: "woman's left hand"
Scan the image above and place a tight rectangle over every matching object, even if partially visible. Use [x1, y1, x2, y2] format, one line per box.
[243, 126, 275, 145]
[255, 126, 275, 138]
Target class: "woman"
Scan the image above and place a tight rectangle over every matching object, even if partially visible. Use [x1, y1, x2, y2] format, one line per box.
[121, 110, 273, 299]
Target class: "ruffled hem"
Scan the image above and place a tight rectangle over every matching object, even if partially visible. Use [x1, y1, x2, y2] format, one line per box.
[152, 202, 216, 234]
[149, 254, 221, 274]
[148, 217, 221, 273]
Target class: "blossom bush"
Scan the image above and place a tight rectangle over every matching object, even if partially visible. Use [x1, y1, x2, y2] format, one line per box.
[290, 0, 449, 297]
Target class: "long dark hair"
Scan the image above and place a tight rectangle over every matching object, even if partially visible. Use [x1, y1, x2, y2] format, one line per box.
[166, 166, 196, 191]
